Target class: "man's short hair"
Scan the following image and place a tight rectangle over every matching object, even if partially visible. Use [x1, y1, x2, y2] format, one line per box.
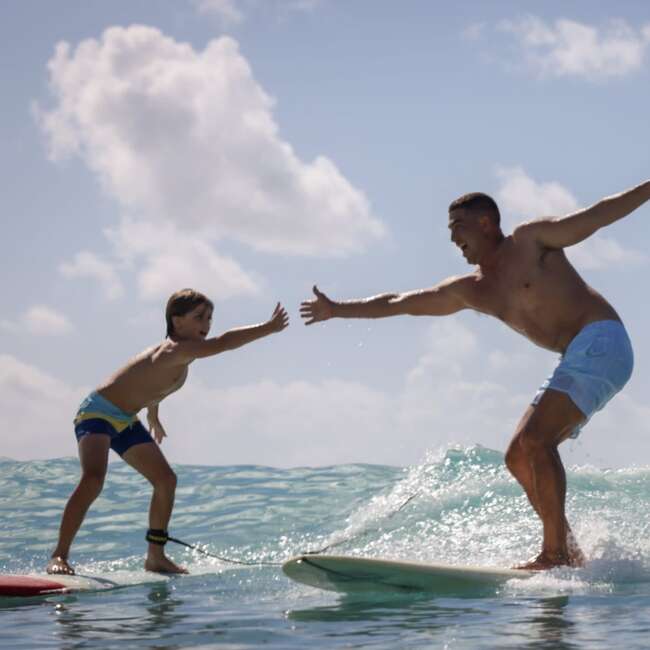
[165, 289, 213, 337]
[448, 192, 501, 226]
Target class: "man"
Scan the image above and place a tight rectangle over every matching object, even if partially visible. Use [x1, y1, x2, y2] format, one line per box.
[48, 289, 289, 575]
[300, 179, 650, 570]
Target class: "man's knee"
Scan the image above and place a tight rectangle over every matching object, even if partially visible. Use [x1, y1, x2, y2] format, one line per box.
[505, 437, 526, 474]
[518, 426, 554, 457]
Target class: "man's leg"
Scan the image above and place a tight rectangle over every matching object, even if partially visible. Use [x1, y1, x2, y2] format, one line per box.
[121, 442, 187, 574]
[48, 434, 111, 574]
[505, 388, 585, 570]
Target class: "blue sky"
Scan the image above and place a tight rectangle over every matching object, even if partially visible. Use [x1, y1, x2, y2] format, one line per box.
[1, 1, 649, 467]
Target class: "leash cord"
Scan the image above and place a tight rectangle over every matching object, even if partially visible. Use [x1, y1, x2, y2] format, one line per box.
[167, 491, 419, 567]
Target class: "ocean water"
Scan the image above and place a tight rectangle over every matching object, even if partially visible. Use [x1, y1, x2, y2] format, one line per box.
[1, 445, 649, 649]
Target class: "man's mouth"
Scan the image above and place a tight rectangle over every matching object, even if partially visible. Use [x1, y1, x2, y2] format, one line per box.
[199, 331, 208, 337]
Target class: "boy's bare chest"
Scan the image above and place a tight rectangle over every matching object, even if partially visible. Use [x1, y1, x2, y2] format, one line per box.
[160, 366, 189, 395]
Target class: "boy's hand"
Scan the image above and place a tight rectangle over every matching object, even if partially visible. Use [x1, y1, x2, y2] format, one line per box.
[147, 415, 168, 444]
[268, 302, 289, 333]
[300, 285, 334, 325]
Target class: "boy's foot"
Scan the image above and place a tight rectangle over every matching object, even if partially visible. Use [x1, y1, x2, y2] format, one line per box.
[47, 556, 75, 575]
[144, 554, 188, 574]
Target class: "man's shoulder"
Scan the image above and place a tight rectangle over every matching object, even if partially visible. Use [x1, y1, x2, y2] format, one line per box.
[440, 273, 482, 300]
[512, 217, 556, 242]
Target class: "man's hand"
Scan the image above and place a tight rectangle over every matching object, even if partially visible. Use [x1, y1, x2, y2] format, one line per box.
[267, 302, 289, 333]
[300, 285, 335, 325]
[147, 414, 167, 444]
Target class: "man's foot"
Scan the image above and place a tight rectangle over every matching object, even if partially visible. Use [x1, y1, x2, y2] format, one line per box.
[514, 549, 583, 571]
[567, 533, 586, 567]
[144, 554, 188, 574]
[47, 556, 75, 575]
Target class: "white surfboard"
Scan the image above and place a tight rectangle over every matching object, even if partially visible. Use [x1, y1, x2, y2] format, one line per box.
[283, 554, 534, 595]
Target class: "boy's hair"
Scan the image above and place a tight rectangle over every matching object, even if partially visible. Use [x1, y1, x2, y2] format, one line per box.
[448, 192, 501, 226]
[166, 289, 213, 337]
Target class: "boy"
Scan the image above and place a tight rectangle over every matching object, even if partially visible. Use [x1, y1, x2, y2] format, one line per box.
[47, 289, 289, 575]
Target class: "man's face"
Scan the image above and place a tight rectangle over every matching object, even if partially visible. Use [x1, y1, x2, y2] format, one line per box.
[173, 303, 213, 340]
[448, 208, 483, 264]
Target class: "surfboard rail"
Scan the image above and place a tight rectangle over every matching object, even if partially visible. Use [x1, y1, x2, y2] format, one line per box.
[282, 554, 534, 595]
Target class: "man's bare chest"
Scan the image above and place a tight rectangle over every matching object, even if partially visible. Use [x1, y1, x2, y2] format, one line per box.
[466, 255, 547, 320]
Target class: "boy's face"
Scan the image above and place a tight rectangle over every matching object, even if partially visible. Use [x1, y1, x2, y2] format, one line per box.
[172, 303, 213, 340]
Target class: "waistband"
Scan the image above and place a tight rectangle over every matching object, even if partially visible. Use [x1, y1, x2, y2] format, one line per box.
[77, 391, 135, 421]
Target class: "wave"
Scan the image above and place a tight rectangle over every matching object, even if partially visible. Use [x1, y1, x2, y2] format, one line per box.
[1, 445, 648, 594]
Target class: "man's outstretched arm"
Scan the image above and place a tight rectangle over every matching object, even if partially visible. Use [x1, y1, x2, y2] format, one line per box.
[517, 179, 650, 249]
[300, 277, 471, 325]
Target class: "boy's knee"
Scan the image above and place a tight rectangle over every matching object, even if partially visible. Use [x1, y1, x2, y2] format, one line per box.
[80, 472, 105, 497]
[155, 469, 177, 493]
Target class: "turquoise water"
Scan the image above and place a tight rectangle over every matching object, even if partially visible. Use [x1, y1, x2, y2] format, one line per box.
[1, 446, 649, 649]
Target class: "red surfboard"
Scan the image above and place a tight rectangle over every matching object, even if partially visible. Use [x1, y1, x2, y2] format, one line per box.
[0, 575, 69, 597]
[0, 573, 119, 597]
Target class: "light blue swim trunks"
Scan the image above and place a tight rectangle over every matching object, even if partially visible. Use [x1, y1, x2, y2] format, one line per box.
[532, 320, 634, 439]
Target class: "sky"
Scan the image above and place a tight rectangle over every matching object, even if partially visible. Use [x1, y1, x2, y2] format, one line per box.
[1, 0, 649, 468]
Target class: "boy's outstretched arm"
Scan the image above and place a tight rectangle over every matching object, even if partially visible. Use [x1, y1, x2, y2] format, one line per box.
[300, 278, 471, 325]
[174, 303, 289, 361]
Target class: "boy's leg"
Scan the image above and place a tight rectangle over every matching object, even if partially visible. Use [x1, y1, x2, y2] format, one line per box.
[47, 434, 111, 574]
[121, 441, 187, 574]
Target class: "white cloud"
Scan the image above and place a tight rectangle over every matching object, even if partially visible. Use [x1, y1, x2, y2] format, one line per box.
[38, 26, 382, 302]
[496, 165, 579, 219]
[1, 306, 74, 337]
[461, 22, 486, 42]
[2, 317, 647, 468]
[106, 218, 260, 301]
[38, 26, 383, 260]
[495, 165, 646, 270]
[568, 234, 647, 271]
[193, 0, 244, 25]
[499, 16, 650, 79]
[23, 306, 73, 335]
[192, 0, 323, 25]
[0, 355, 86, 459]
[59, 250, 124, 300]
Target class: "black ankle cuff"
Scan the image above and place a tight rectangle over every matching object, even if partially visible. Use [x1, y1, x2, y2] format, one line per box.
[146, 529, 168, 545]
